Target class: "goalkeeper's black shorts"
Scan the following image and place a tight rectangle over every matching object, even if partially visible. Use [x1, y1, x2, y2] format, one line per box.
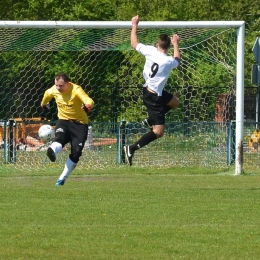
[143, 87, 173, 125]
[53, 119, 88, 151]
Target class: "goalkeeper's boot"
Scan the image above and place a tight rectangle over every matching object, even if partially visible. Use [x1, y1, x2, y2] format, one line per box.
[55, 179, 65, 186]
[142, 118, 153, 130]
[124, 145, 134, 166]
[47, 147, 56, 162]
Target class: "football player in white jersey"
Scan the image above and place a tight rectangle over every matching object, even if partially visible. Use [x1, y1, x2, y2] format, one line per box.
[124, 15, 181, 166]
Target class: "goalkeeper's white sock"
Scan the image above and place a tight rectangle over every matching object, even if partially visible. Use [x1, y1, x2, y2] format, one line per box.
[50, 142, 62, 155]
[58, 158, 77, 181]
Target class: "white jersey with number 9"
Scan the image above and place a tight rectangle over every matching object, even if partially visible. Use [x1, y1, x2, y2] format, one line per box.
[136, 43, 179, 96]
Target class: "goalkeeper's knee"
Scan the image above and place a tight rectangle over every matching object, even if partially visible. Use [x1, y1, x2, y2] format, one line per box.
[69, 150, 82, 163]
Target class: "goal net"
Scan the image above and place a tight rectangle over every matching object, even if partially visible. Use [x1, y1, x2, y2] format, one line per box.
[0, 21, 244, 173]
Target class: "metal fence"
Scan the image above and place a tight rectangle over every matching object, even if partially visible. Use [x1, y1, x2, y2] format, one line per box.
[1, 119, 260, 172]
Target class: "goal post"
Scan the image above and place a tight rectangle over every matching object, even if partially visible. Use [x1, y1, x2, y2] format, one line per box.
[0, 20, 245, 174]
[235, 23, 245, 175]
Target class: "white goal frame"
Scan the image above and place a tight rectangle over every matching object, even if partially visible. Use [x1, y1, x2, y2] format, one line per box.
[0, 20, 245, 174]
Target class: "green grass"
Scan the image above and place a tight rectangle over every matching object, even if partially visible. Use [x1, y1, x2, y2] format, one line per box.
[0, 167, 260, 259]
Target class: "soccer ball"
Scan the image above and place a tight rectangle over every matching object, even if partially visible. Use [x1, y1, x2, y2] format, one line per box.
[38, 124, 55, 142]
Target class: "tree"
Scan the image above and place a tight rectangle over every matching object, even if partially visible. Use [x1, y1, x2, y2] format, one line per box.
[0, 0, 116, 21]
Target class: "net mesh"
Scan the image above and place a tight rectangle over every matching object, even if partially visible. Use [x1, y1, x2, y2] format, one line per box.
[0, 25, 247, 171]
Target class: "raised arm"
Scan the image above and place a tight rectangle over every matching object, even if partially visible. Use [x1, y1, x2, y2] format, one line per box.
[131, 15, 140, 49]
[171, 34, 181, 64]
[41, 88, 53, 108]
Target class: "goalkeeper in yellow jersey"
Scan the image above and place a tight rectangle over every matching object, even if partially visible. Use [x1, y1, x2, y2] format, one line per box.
[41, 73, 94, 186]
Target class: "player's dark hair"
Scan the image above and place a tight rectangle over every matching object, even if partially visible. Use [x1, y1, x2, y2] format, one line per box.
[55, 73, 70, 82]
[157, 34, 171, 50]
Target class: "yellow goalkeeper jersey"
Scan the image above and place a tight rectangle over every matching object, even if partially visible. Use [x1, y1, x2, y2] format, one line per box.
[41, 82, 94, 124]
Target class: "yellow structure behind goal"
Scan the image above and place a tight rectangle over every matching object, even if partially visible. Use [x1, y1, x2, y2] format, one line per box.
[248, 128, 260, 152]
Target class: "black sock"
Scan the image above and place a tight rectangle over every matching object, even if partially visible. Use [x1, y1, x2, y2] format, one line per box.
[130, 131, 157, 152]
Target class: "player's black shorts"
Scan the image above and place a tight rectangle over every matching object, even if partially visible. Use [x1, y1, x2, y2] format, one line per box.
[143, 87, 173, 125]
[53, 119, 88, 151]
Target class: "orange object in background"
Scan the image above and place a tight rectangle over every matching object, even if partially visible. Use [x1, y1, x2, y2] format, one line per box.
[0, 118, 48, 150]
[248, 128, 260, 152]
[14, 118, 46, 140]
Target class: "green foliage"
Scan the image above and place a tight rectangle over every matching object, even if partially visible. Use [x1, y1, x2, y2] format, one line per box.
[1, 0, 116, 21]
[0, 0, 258, 122]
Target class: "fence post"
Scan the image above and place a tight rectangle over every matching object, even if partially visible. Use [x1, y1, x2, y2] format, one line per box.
[85, 126, 94, 150]
[3, 120, 8, 163]
[120, 120, 126, 164]
[231, 120, 236, 164]
[8, 118, 16, 163]
[227, 122, 231, 165]
[116, 122, 121, 164]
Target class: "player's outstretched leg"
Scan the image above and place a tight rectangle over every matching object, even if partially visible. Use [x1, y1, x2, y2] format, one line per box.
[55, 158, 77, 186]
[47, 147, 56, 162]
[124, 131, 157, 166]
[46, 142, 63, 162]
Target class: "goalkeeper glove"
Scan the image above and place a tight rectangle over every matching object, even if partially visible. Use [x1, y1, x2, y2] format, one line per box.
[40, 103, 50, 119]
[41, 103, 50, 111]
[81, 104, 92, 114]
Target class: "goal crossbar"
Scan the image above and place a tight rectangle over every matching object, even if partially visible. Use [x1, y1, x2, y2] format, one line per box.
[0, 21, 245, 29]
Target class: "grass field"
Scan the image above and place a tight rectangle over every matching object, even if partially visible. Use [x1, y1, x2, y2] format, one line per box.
[0, 166, 260, 260]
